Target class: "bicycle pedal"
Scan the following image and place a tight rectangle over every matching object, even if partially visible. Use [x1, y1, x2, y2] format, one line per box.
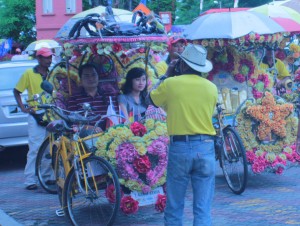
[55, 208, 65, 217]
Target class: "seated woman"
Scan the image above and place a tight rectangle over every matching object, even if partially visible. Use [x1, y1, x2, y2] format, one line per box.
[118, 67, 149, 122]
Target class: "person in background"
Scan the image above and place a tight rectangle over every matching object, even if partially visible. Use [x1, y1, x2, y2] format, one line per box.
[150, 44, 217, 226]
[13, 47, 53, 190]
[155, 35, 187, 77]
[118, 67, 149, 122]
[15, 48, 22, 55]
[260, 48, 291, 89]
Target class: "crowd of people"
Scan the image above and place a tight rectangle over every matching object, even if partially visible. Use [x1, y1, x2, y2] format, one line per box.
[13, 34, 292, 225]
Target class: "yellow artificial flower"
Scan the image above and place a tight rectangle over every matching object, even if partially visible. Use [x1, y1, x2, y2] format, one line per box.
[134, 142, 147, 155]
[145, 119, 155, 130]
[265, 152, 276, 163]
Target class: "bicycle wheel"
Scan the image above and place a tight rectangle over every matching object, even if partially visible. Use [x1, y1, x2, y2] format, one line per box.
[55, 150, 66, 205]
[35, 136, 57, 194]
[220, 126, 248, 195]
[63, 155, 120, 226]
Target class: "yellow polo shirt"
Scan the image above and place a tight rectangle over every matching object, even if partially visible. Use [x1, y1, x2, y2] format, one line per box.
[150, 74, 218, 136]
[15, 68, 44, 107]
[155, 60, 168, 77]
[260, 58, 289, 80]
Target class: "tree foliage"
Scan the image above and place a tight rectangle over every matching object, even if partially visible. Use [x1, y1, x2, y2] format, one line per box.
[175, 0, 273, 25]
[0, 0, 36, 46]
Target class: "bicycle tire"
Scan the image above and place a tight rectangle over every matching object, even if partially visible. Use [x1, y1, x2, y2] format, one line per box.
[55, 150, 66, 206]
[35, 136, 57, 194]
[220, 126, 248, 195]
[63, 155, 121, 226]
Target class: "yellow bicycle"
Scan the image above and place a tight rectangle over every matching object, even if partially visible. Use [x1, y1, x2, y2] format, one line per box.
[38, 98, 121, 226]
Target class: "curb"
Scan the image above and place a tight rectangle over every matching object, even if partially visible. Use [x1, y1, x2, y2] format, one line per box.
[0, 209, 23, 226]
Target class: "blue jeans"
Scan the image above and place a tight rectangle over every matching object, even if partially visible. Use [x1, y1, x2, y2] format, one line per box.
[164, 136, 216, 226]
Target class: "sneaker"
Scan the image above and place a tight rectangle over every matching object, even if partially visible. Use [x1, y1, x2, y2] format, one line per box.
[26, 184, 38, 190]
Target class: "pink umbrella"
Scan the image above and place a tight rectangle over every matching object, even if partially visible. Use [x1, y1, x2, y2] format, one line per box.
[272, 17, 300, 32]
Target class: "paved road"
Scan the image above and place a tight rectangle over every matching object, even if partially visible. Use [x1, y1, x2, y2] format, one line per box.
[1, 147, 300, 226]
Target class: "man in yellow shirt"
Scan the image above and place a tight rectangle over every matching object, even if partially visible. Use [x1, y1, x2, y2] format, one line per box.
[260, 48, 291, 90]
[13, 47, 53, 190]
[150, 44, 217, 226]
[155, 35, 187, 77]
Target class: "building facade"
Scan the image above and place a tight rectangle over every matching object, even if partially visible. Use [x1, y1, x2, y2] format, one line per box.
[36, 0, 83, 39]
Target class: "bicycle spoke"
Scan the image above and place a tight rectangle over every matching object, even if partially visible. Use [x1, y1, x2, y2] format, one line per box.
[63, 156, 120, 226]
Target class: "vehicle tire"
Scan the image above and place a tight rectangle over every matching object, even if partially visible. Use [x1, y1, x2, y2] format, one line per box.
[63, 155, 121, 226]
[220, 126, 248, 195]
[35, 136, 57, 194]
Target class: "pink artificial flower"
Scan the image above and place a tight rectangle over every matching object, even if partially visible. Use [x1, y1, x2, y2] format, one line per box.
[275, 166, 284, 175]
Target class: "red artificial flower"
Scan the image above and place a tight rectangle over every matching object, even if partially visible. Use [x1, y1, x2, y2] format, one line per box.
[234, 73, 246, 83]
[73, 48, 82, 57]
[120, 196, 139, 214]
[138, 48, 145, 53]
[133, 155, 151, 174]
[130, 122, 147, 137]
[91, 44, 98, 55]
[112, 43, 123, 53]
[105, 184, 124, 203]
[155, 194, 166, 212]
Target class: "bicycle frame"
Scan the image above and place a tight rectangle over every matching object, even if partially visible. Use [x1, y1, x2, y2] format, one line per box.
[214, 104, 232, 161]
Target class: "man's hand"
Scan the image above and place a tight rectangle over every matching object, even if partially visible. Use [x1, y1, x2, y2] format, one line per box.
[165, 59, 179, 77]
[21, 106, 35, 114]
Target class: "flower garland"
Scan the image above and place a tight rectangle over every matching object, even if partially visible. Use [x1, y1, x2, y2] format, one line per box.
[236, 92, 300, 174]
[95, 119, 169, 214]
[232, 55, 255, 83]
[193, 33, 284, 49]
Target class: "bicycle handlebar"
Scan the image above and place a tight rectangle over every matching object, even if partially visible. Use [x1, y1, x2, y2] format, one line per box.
[38, 104, 100, 124]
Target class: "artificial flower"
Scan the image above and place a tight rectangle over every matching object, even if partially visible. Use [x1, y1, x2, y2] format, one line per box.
[120, 196, 139, 214]
[155, 194, 167, 212]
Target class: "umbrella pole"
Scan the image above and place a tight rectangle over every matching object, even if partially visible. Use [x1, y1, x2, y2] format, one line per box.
[66, 57, 72, 96]
[144, 43, 151, 76]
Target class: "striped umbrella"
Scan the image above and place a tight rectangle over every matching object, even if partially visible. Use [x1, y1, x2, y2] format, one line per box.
[249, 4, 300, 32]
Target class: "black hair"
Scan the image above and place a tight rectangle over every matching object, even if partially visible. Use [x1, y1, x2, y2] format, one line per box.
[122, 67, 148, 103]
[180, 59, 202, 76]
[78, 63, 98, 78]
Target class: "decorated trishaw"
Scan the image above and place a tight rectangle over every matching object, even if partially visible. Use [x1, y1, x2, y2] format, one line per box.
[39, 7, 300, 225]
[183, 10, 300, 176]
[45, 6, 171, 217]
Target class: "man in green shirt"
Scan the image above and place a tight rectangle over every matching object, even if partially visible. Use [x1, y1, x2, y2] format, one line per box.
[151, 44, 217, 226]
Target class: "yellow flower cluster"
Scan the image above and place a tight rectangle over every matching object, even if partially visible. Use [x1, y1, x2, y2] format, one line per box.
[289, 43, 300, 53]
[95, 119, 168, 163]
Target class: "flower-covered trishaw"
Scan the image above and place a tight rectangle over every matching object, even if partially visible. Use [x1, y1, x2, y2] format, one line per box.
[46, 8, 171, 219]
[192, 32, 300, 178]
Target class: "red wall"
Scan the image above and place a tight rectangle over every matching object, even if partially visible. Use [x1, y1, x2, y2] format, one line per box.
[36, 0, 83, 40]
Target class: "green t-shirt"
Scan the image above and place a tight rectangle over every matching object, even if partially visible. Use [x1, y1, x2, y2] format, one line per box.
[150, 74, 218, 136]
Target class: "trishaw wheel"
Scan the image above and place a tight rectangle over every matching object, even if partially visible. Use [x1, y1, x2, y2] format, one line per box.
[220, 127, 248, 195]
[35, 136, 57, 194]
[63, 155, 121, 226]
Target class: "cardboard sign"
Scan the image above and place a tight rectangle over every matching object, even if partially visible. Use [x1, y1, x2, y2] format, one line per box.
[131, 186, 164, 206]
